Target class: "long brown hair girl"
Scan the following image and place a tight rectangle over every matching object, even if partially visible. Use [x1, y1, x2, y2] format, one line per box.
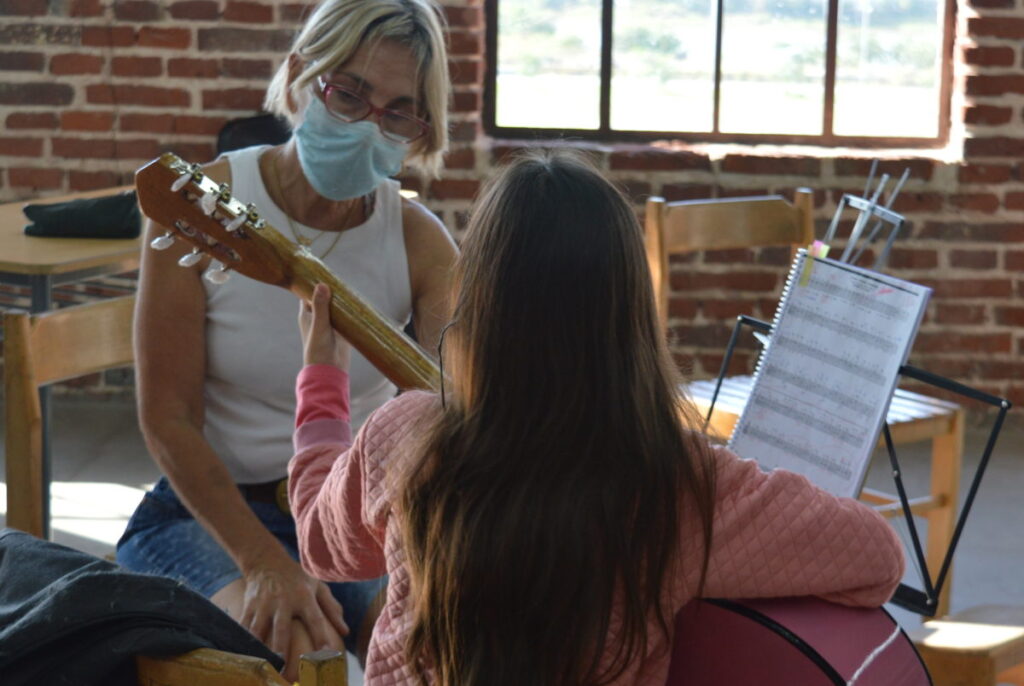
[399, 150, 718, 686]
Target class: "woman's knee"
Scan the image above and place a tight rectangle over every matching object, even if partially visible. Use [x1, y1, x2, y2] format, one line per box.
[210, 577, 247, 619]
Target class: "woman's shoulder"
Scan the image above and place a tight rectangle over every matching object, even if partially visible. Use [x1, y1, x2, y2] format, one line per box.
[199, 145, 271, 186]
[199, 156, 232, 184]
[401, 195, 453, 246]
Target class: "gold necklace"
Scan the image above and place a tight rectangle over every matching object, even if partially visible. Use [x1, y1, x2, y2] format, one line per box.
[270, 150, 356, 261]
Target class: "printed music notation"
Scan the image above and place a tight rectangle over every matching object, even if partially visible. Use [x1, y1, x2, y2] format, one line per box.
[729, 251, 931, 498]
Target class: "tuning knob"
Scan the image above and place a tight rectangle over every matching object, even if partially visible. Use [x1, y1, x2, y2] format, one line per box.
[171, 172, 191, 192]
[178, 249, 203, 267]
[200, 190, 219, 216]
[225, 213, 247, 233]
[204, 263, 231, 284]
[150, 232, 175, 250]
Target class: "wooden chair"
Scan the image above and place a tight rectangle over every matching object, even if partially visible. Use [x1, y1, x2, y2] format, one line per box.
[137, 647, 348, 686]
[3, 297, 351, 684]
[644, 191, 816, 332]
[644, 191, 965, 616]
[4, 295, 136, 538]
[2, 303, 352, 686]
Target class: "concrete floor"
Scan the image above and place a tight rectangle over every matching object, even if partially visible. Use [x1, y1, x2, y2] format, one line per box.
[1, 398, 1022, 684]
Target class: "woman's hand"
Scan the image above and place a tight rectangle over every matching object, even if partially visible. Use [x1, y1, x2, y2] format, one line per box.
[237, 552, 349, 677]
[299, 283, 350, 370]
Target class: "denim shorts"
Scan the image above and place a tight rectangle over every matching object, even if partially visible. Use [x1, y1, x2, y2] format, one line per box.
[116, 477, 386, 654]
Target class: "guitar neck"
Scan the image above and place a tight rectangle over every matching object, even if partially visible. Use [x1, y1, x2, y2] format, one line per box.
[287, 248, 441, 392]
[134, 152, 440, 392]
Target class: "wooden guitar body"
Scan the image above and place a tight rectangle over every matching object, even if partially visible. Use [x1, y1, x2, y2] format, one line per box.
[669, 597, 931, 685]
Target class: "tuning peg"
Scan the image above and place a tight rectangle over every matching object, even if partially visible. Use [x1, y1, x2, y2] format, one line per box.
[174, 219, 196, 237]
[225, 213, 247, 233]
[150, 232, 175, 250]
[172, 162, 204, 191]
[216, 182, 232, 203]
[178, 249, 203, 267]
[171, 172, 191, 192]
[204, 263, 231, 284]
[242, 202, 261, 224]
[200, 190, 219, 216]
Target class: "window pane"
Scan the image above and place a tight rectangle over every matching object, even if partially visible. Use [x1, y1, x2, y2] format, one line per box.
[611, 0, 715, 132]
[719, 0, 827, 135]
[495, 0, 601, 130]
[834, 0, 942, 137]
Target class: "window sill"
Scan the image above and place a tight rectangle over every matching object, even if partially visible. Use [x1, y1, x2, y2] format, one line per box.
[484, 135, 966, 167]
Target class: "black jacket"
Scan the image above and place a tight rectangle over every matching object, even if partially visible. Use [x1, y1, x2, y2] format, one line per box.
[0, 529, 282, 686]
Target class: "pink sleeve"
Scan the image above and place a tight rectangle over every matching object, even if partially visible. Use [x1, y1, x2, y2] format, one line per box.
[287, 364, 385, 582]
[700, 447, 905, 607]
[295, 364, 350, 428]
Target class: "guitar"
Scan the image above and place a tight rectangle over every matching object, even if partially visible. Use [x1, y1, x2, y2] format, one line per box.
[134, 152, 440, 392]
[669, 597, 932, 685]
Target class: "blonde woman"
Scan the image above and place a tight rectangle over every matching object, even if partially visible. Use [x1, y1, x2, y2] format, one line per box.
[116, 0, 456, 679]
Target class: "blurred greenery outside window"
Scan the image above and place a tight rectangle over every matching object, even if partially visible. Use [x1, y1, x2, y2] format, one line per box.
[489, 0, 950, 144]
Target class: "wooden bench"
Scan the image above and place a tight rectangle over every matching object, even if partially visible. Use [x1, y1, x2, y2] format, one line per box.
[909, 606, 1024, 686]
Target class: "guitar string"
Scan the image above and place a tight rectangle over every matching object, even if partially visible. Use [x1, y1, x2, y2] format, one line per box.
[270, 149, 355, 261]
[846, 624, 902, 686]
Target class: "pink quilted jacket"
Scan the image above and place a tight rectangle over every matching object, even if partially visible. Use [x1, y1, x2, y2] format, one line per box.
[288, 365, 904, 686]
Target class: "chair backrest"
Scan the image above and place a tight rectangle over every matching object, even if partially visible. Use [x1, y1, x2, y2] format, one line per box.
[644, 190, 815, 330]
[217, 113, 291, 155]
[3, 295, 135, 538]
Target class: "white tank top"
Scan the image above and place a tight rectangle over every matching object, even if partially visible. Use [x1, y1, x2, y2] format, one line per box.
[202, 145, 411, 483]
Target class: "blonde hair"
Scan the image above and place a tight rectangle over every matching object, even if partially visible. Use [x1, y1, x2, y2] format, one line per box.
[265, 0, 450, 176]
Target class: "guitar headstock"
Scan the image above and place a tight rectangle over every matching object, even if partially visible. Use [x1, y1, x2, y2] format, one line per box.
[135, 152, 294, 287]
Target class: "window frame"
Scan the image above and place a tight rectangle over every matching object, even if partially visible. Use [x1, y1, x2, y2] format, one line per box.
[482, 0, 956, 148]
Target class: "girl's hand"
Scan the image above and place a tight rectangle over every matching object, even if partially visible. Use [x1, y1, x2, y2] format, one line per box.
[298, 283, 351, 370]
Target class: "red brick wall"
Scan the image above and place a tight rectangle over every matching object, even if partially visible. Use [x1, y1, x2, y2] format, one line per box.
[1, 0, 1021, 408]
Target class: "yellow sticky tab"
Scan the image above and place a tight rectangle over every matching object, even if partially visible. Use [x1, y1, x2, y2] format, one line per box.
[800, 241, 830, 286]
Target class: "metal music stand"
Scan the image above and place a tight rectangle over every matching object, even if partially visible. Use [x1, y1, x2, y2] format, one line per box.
[703, 314, 1012, 617]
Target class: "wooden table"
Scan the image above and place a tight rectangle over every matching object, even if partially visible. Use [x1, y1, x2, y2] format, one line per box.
[0, 186, 140, 311]
[0, 186, 142, 537]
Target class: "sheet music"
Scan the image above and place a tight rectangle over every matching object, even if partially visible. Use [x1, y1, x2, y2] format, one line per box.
[728, 251, 931, 497]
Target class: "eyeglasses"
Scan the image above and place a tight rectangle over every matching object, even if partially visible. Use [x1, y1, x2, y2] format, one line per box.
[317, 76, 429, 144]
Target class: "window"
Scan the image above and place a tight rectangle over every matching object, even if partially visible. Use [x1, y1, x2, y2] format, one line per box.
[484, 0, 954, 146]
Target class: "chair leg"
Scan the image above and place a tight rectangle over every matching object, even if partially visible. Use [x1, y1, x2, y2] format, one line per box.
[926, 410, 964, 618]
[4, 312, 46, 539]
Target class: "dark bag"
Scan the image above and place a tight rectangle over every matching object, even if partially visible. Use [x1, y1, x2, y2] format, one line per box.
[23, 190, 141, 239]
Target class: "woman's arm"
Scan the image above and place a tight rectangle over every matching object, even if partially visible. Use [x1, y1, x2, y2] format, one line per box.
[698, 448, 905, 607]
[402, 199, 458, 353]
[135, 184, 287, 580]
[134, 164, 346, 658]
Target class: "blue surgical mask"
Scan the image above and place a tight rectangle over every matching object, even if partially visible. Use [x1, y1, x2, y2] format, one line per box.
[294, 96, 408, 201]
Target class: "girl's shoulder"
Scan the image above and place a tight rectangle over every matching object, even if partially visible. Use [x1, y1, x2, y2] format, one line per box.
[359, 390, 440, 458]
[358, 390, 440, 515]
